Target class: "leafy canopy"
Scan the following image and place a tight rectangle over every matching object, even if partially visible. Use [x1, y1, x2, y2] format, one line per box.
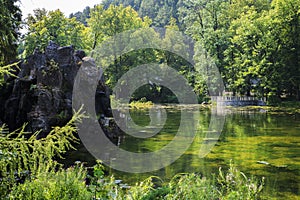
[22, 9, 89, 57]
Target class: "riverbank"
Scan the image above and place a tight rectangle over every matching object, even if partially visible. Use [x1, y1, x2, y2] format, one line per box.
[121, 100, 300, 117]
[223, 101, 300, 115]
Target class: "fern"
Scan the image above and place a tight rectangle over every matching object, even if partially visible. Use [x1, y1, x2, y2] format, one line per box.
[0, 108, 85, 199]
[0, 62, 20, 86]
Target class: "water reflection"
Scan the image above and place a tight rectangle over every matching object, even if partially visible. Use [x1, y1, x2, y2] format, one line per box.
[67, 105, 300, 199]
[115, 105, 300, 199]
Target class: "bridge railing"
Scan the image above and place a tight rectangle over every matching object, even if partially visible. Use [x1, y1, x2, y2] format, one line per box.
[210, 96, 266, 106]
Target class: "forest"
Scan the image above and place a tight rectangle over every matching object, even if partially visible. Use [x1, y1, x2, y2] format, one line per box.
[1, 0, 300, 103]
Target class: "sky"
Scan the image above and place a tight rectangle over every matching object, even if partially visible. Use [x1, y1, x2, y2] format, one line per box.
[19, 0, 102, 19]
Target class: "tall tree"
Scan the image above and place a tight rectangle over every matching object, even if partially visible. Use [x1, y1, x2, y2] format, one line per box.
[223, 0, 300, 100]
[88, 4, 151, 49]
[101, 0, 182, 27]
[0, 0, 22, 65]
[69, 6, 91, 26]
[271, 0, 300, 99]
[179, 0, 230, 96]
[88, 4, 151, 87]
[23, 9, 89, 57]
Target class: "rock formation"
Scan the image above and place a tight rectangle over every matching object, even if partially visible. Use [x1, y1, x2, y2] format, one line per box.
[0, 42, 118, 139]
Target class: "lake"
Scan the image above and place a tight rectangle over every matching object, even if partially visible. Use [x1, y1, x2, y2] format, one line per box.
[67, 105, 300, 199]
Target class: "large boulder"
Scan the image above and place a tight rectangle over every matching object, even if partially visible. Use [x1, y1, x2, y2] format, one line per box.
[0, 42, 117, 139]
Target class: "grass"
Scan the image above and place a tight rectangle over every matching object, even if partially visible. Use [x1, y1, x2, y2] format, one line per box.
[5, 160, 265, 200]
[89, 161, 264, 199]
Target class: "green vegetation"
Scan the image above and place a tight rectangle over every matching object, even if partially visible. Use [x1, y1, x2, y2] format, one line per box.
[21, 9, 89, 57]
[101, 0, 183, 27]
[9, 165, 92, 200]
[87, 4, 152, 88]
[228, 102, 300, 115]
[88, 4, 151, 50]
[1, 0, 300, 101]
[2, 0, 295, 103]
[180, 0, 300, 100]
[90, 0, 300, 102]
[0, 0, 21, 66]
[87, 161, 264, 200]
[0, 0, 299, 199]
[0, 62, 19, 86]
[0, 109, 84, 199]
[129, 99, 154, 109]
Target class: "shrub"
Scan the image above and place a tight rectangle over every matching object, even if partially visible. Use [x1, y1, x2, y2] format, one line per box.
[9, 164, 92, 200]
[0, 108, 85, 199]
[164, 173, 220, 199]
[217, 162, 264, 200]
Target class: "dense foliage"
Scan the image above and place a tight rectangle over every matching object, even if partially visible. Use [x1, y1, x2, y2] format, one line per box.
[0, 109, 84, 199]
[101, 0, 183, 27]
[21, 9, 89, 57]
[86, 0, 300, 102]
[0, 0, 22, 66]
[180, 0, 300, 101]
[87, 4, 151, 49]
[1, 0, 300, 101]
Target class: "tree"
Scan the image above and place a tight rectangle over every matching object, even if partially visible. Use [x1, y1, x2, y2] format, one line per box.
[179, 0, 278, 97]
[23, 9, 89, 57]
[88, 4, 151, 49]
[88, 4, 152, 87]
[270, 0, 300, 100]
[0, 0, 22, 65]
[179, 0, 230, 97]
[69, 6, 91, 26]
[101, 0, 182, 27]
[224, 8, 266, 96]
[223, 0, 300, 100]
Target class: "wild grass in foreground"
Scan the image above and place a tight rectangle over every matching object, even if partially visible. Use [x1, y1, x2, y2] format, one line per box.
[86, 160, 264, 200]
[8, 160, 264, 200]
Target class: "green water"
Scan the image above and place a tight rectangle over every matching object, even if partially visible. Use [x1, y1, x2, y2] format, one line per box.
[110, 106, 300, 199]
[69, 105, 300, 199]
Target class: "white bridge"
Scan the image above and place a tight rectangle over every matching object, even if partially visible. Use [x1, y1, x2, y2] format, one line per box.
[211, 96, 266, 106]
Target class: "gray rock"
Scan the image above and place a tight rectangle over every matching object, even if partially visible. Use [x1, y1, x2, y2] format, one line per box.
[0, 42, 117, 139]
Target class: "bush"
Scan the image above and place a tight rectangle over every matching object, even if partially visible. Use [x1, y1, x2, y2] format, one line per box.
[217, 162, 264, 200]
[9, 164, 92, 200]
[164, 173, 220, 199]
[0, 108, 85, 199]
